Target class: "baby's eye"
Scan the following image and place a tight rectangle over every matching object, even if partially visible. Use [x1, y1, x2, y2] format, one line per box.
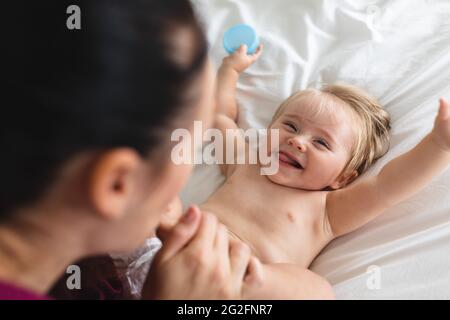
[283, 121, 297, 132]
[315, 139, 330, 150]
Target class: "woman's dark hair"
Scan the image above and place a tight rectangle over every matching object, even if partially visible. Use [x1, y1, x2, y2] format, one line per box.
[2, 0, 208, 218]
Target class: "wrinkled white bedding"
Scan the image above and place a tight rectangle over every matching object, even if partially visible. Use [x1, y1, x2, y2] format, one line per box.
[180, 0, 450, 299]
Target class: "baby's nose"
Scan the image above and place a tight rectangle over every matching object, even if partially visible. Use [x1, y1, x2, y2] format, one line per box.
[288, 137, 307, 152]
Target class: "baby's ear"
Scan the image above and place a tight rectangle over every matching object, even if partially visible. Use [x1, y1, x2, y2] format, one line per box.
[330, 170, 358, 190]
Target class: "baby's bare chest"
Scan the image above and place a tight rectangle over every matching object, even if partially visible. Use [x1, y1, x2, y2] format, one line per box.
[203, 165, 331, 266]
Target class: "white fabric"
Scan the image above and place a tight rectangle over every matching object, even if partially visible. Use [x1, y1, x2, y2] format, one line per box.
[182, 0, 450, 299]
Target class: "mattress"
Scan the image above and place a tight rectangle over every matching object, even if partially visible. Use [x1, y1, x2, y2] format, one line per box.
[180, 0, 450, 299]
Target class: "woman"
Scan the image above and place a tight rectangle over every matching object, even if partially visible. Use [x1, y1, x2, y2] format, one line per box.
[0, 0, 258, 299]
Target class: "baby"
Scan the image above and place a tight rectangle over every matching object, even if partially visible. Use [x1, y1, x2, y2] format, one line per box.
[196, 44, 450, 299]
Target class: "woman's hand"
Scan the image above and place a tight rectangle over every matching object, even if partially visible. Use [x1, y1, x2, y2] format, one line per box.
[431, 98, 450, 153]
[158, 197, 183, 232]
[221, 44, 263, 74]
[142, 206, 257, 299]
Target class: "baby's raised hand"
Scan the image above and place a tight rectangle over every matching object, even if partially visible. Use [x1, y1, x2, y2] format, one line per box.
[431, 98, 450, 152]
[221, 44, 263, 73]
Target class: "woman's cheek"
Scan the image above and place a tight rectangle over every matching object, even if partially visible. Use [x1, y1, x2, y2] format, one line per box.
[173, 163, 193, 191]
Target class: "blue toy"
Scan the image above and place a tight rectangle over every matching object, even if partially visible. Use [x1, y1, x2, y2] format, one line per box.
[223, 24, 259, 55]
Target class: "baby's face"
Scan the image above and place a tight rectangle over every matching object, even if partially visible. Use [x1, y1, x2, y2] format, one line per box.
[267, 94, 356, 190]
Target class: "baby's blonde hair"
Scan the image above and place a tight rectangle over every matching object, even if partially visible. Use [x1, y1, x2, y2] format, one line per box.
[271, 82, 391, 181]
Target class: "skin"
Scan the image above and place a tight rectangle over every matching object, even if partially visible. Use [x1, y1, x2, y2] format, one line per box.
[267, 94, 357, 190]
[0, 55, 262, 300]
[201, 44, 450, 298]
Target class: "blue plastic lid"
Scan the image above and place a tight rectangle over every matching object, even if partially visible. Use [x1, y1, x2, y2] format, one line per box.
[223, 24, 259, 54]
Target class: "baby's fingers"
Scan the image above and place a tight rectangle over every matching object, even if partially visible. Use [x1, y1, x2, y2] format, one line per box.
[253, 44, 263, 57]
[248, 44, 263, 62]
[234, 44, 247, 55]
[438, 98, 450, 121]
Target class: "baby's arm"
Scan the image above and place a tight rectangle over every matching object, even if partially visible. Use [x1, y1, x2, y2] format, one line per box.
[215, 44, 262, 176]
[216, 44, 262, 121]
[326, 98, 450, 237]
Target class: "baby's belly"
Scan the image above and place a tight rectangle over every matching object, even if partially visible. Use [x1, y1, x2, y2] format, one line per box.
[200, 203, 312, 267]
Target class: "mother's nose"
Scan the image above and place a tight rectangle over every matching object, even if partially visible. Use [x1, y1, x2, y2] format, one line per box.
[288, 137, 307, 152]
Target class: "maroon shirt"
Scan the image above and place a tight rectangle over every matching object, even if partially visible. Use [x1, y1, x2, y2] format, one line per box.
[50, 255, 126, 300]
[0, 281, 48, 300]
[0, 255, 125, 300]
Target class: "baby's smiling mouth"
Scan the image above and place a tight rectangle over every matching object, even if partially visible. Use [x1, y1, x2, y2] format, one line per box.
[278, 151, 304, 169]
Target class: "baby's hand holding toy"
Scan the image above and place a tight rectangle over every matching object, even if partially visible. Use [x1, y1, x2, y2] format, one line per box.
[222, 44, 263, 73]
[222, 23, 263, 73]
[431, 98, 450, 153]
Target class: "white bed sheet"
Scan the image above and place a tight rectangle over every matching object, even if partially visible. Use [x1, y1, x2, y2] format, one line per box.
[181, 0, 450, 299]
